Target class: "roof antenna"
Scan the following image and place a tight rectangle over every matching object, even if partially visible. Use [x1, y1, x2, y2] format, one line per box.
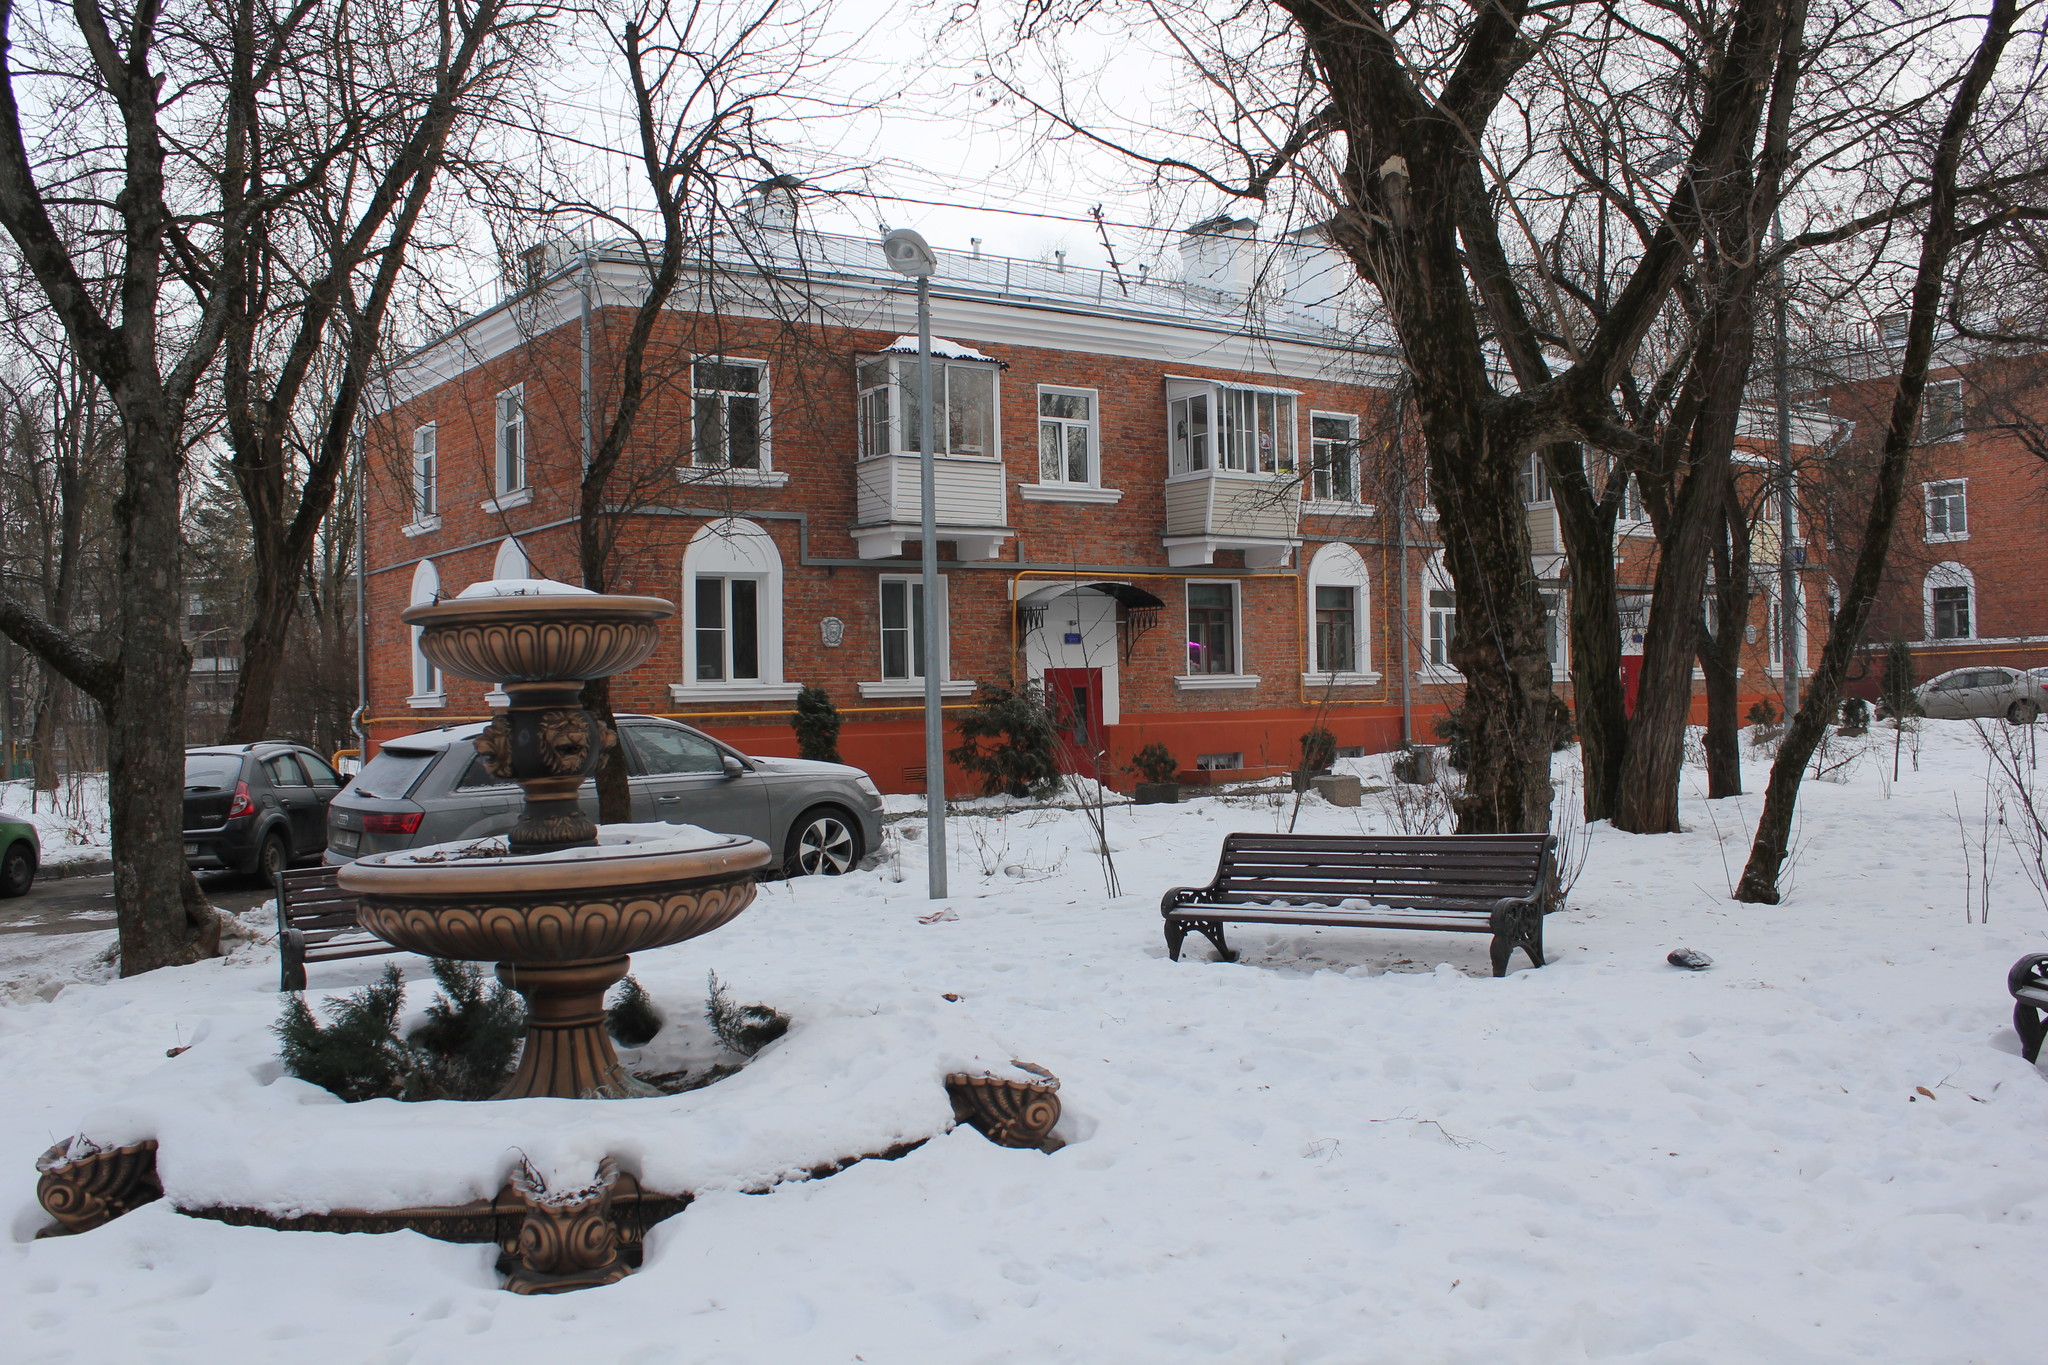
[1092, 206, 1129, 296]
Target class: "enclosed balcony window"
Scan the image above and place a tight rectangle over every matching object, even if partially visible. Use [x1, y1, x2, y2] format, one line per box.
[1167, 380, 1297, 475]
[857, 352, 999, 458]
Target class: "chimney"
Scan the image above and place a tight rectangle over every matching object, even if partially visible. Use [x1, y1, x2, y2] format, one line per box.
[1179, 214, 1259, 295]
[1278, 223, 1344, 327]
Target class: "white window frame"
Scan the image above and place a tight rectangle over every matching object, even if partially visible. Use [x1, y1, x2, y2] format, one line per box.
[1923, 478, 1968, 543]
[1765, 574, 1811, 677]
[860, 574, 975, 698]
[1923, 561, 1976, 642]
[407, 559, 444, 707]
[855, 354, 1002, 460]
[686, 357, 773, 473]
[673, 518, 798, 702]
[1033, 385, 1099, 486]
[1919, 378, 1964, 443]
[1165, 378, 1299, 477]
[1177, 578, 1258, 689]
[1541, 589, 1569, 681]
[494, 384, 526, 495]
[1421, 553, 1459, 679]
[1307, 411, 1370, 513]
[1303, 542, 1377, 685]
[1520, 452, 1552, 506]
[407, 423, 439, 532]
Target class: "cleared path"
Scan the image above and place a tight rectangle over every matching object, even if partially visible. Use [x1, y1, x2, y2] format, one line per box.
[0, 869, 274, 938]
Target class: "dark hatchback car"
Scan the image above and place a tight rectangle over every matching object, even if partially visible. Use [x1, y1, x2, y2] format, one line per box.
[183, 743, 347, 879]
[324, 716, 883, 876]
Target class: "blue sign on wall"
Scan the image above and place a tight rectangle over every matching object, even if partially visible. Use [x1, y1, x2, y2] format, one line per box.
[1063, 632, 1083, 644]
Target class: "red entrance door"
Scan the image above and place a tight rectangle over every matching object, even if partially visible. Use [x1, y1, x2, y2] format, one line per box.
[1043, 668, 1104, 775]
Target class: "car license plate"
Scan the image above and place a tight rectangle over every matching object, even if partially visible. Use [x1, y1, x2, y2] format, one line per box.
[183, 843, 199, 857]
[331, 830, 359, 853]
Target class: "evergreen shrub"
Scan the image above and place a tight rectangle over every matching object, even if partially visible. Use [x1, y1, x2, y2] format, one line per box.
[706, 972, 789, 1056]
[606, 975, 664, 1048]
[947, 683, 1063, 799]
[792, 684, 844, 764]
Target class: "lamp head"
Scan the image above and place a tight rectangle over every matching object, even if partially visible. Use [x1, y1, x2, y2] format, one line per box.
[880, 228, 937, 278]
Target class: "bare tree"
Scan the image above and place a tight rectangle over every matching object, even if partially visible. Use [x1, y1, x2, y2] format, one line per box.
[1738, 0, 2034, 901]
[214, 0, 539, 743]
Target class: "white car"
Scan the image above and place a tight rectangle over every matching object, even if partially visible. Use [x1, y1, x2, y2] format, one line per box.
[1903, 666, 2047, 723]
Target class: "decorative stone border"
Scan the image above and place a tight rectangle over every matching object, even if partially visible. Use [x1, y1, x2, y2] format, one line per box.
[945, 1062, 1064, 1152]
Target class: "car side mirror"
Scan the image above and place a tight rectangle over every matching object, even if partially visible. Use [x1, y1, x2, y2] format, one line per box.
[720, 755, 746, 779]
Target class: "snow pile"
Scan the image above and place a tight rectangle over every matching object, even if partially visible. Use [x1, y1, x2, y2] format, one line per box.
[373, 822, 745, 867]
[0, 774, 111, 864]
[3, 721, 2048, 1361]
[452, 577, 597, 599]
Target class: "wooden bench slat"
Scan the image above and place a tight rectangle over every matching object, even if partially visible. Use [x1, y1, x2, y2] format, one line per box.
[276, 865, 395, 990]
[1167, 907, 1493, 933]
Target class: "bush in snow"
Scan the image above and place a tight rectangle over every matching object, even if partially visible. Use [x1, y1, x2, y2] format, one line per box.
[948, 683, 1062, 799]
[1297, 727, 1337, 779]
[792, 684, 844, 764]
[1127, 742, 1180, 785]
[605, 974, 663, 1047]
[706, 972, 788, 1056]
[403, 959, 525, 1101]
[275, 960, 524, 1102]
[275, 965, 411, 1102]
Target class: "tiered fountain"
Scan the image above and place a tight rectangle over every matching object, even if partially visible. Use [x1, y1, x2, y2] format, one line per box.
[338, 583, 773, 1100]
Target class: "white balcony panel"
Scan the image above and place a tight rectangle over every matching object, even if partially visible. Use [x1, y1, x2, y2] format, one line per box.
[1525, 503, 1562, 556]
[1161, 470, 1300, 566]
[853, 453, 1013, 560]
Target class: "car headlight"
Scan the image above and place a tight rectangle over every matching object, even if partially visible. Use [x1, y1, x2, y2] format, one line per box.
[855, 776, 881, 801]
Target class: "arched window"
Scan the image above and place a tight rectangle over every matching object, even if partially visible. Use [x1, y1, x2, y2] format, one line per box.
[1304, 543, 1376, 682]
[492, 536, 531, 581]
[1765, 573, 1809, 676]
[408, 560, 443, 706]
[676, 518, 797, 699]
[1924, 561, 1976, 641]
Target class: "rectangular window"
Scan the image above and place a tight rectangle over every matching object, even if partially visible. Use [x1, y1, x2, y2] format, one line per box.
[1926, 480, 1967, 540]
[879, 578, 939, 680]
[691, 360, 764, 469]
[856, 356, 999, 458]
[1168, 383, 1295, 474]
[1186, 582, 1237, 674]
[1541, 591, 1566, 670]
[1427, 587, 1456, 668]
[1620, 473, 1645, 522]
[1195, 752, 1242, 771]
[693, 576, 760, 681]
[495, 386, 525, 492]
[1314, 585, 1357, 673]
[1932, 586, 1972, 639]
[1920, 379, 1964, 442]
[1168, 393, 1210, 474]
[1310, 414, 1357, 502]
[1038, 388, 1096, 484]
[1520, 452, 1552, 505]
[411, 424, 437, 519]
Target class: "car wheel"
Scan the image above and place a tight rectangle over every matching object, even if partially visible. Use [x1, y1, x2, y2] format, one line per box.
[254, 831, 289, 884]
[0, 841, 34, 897]
[2008, 699, 2041, 725]
[784, 807, 861, 877]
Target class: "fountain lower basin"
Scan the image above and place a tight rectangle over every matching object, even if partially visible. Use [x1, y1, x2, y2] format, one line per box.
[339, 825, 773, 1100]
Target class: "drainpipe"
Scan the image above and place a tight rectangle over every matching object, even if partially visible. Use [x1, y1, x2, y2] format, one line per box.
[580, 247, 593, 472]
[352, 424, 370, 757]
[1397, 435, 1413, 748]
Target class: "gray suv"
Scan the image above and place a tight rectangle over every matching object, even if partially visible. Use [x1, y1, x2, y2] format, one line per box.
[326, 716, 883, 875]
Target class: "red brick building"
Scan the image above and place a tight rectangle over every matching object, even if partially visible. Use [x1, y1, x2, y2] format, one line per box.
[1817, 331, 2048, 688]
[360, 208, 1832, 791]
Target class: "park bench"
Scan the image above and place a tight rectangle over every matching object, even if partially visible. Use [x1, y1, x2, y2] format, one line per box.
[2010, 953, 2048, 1063]
[275, 865, 394, 992]
[1159, 832, 1560, 977]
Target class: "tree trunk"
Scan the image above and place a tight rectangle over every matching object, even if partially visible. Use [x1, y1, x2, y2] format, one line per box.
[1737, 0, 2015, 901]
[1552, 446, 1625, 821]
[108, 423, 219, 974]
[1699, 476, 1753, 799]
[1612, 306, 1754, 832]
[580, 675, 632, 824]
[223, 572, 298, 743]
[1431, 424, 1556, 834]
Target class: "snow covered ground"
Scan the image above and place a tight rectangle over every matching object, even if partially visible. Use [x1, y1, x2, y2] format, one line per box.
[0, 776, 112, 868]
[4, 722, 2047, 1363]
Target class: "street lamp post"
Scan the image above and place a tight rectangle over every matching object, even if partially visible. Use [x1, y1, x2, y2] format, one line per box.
[880, 229, 948, 899]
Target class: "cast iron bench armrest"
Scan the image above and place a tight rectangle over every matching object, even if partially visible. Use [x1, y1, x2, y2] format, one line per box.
[1161, 833, 1558, 977]
[2009, 953, 2048, 1063]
